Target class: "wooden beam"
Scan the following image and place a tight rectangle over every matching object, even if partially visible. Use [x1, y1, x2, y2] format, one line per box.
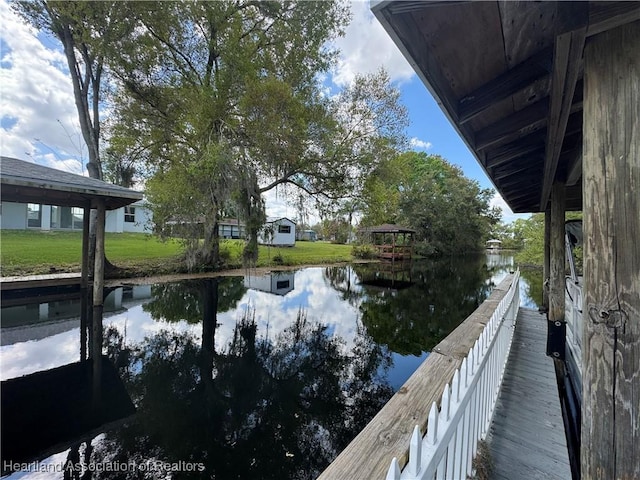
[548, 182, 565, 325]
[582, 21, 640, 479]
[543, 210, 551, 312]
[587, 2, 640, 37]
[387, 1, 470, 15]
[540, 4, 588, 210]
[500, 185, 541, 203]
[459, 47, 553, 124]
[475, 98, 549, 151]
[485, 131, 546, 169]
[498, 173, 543, 190]
[494, 164, 541, 181]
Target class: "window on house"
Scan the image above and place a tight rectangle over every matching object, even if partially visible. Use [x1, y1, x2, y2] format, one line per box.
[27, 204, 41, 228]
[125, 206, 136, 223]
[276, 280, 290, 289]
[72, 207, 84, 229]
[278, 224, 291, 234]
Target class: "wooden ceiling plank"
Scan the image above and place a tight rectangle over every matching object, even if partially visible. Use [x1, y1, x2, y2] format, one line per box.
[494, 164, 541, 182]
[390, 13, 461, 123]
[458, 47, 553, 124]
[474, 98, 549, 151]
[587, 2, 640, 37]
[502, 186, 541, 202]
[485, 132, 545, 169]
[540, 4, 588, 210]
[388, 1, 470, 15]
[499, 174, 542, 190]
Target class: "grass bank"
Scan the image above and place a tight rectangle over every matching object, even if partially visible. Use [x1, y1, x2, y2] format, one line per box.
[0, 230, 355, 277]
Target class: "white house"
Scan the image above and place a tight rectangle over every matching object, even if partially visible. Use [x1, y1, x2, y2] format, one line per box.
[0, 199, 153, 233]
[258, 217, 296, 246]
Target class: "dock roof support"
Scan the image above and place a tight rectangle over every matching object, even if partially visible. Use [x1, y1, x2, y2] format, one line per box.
[91, 201, 106, 406]
[582, 20, 640, 479]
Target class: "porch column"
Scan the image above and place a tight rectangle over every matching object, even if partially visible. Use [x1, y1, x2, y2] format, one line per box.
[92, 201, 106, 403]
[546, 181, 566, 359]
[582, 21, 640, 479]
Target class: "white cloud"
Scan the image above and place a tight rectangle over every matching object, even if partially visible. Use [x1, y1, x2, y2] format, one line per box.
[490, 192, 530, 224]
[0, 0, 87, 170]
[410, 137, 432, 150]
[331, 0, 415, 86]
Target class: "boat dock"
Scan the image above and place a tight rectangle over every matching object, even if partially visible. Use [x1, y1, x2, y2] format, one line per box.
[318, 275, 573, 480]
[487, 308, 571, 480]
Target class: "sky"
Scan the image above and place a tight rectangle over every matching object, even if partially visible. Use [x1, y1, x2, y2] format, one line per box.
[0, 0, 526, 224]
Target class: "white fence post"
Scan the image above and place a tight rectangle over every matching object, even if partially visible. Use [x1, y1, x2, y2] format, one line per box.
[387, 270, 520, 479]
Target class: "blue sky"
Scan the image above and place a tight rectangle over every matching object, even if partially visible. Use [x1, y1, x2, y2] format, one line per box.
[0, 0, 525, 223]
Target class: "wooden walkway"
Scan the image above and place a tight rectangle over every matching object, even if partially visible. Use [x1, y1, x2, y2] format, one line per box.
[486, 308, 571, 480]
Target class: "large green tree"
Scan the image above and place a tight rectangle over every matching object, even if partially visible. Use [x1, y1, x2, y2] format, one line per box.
[361, 152, 500, 255]
[106, 2, 406, 269]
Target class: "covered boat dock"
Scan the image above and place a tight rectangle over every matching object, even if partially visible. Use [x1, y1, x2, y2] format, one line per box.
[319, 3, 639, 479]
[0, 156, 142, 467]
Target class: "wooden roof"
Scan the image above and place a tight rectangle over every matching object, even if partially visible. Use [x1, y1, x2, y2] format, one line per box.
[361, 223, 416, 234]
[0, 156, 142, 210]
[372, 2, 640, 213]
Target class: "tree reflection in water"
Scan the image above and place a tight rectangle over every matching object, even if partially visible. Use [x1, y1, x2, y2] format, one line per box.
[324, 257, 494, 356]
[91, 277, 393, 480]
[64, 255, 512, 479]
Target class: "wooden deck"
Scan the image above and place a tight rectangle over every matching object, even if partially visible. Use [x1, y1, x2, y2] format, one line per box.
[486, 308, 571, 480]
[0, 272, 82, 290]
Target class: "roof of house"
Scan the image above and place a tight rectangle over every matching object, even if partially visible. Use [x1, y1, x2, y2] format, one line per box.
[360, 223, 416, 234]
[1, 156, 142, 210]
[266, 216, 296, 224]
[371, 1, 640, 213]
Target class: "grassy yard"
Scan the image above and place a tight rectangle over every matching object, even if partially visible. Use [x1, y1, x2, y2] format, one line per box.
[0, 230, 355, 277]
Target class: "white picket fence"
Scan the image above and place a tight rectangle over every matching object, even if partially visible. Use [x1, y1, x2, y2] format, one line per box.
[386, 270, 520, 480]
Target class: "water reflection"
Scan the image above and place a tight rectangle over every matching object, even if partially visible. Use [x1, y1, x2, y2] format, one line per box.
[1, 254, 528, 479]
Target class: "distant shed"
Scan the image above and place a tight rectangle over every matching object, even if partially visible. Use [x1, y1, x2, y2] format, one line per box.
[258, 217, 296, 247]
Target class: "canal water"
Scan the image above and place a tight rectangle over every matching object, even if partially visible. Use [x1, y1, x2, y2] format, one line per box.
[1, 254, 539, 479]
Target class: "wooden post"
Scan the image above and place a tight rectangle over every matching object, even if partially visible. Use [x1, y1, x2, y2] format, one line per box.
[80, 205, 90, 361]
[543, 209, 551, 312]
[92, 201, 106, 404]
[582, 21, 640, 479]
[549, 183, 565, 324]
[546, 182, 566, 360]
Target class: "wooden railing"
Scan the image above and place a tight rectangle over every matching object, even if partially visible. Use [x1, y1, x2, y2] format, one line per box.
[386, 270, 520, 480]
[318, 273, 520, 480]
[374, 244, 413, 260]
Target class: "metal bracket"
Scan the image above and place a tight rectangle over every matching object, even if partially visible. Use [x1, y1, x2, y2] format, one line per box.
[546, 319, 566, 360]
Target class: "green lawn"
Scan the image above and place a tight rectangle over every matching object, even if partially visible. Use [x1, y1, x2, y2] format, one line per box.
[0, 230, 355, 277]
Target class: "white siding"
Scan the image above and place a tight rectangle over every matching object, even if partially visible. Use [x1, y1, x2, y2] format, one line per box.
[123, 204, 152, 233]
[1, 201, 153, 234]
[0, 202, 27, 229]
[105, 208, 124, 233]
[259, 218, 296, 246]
